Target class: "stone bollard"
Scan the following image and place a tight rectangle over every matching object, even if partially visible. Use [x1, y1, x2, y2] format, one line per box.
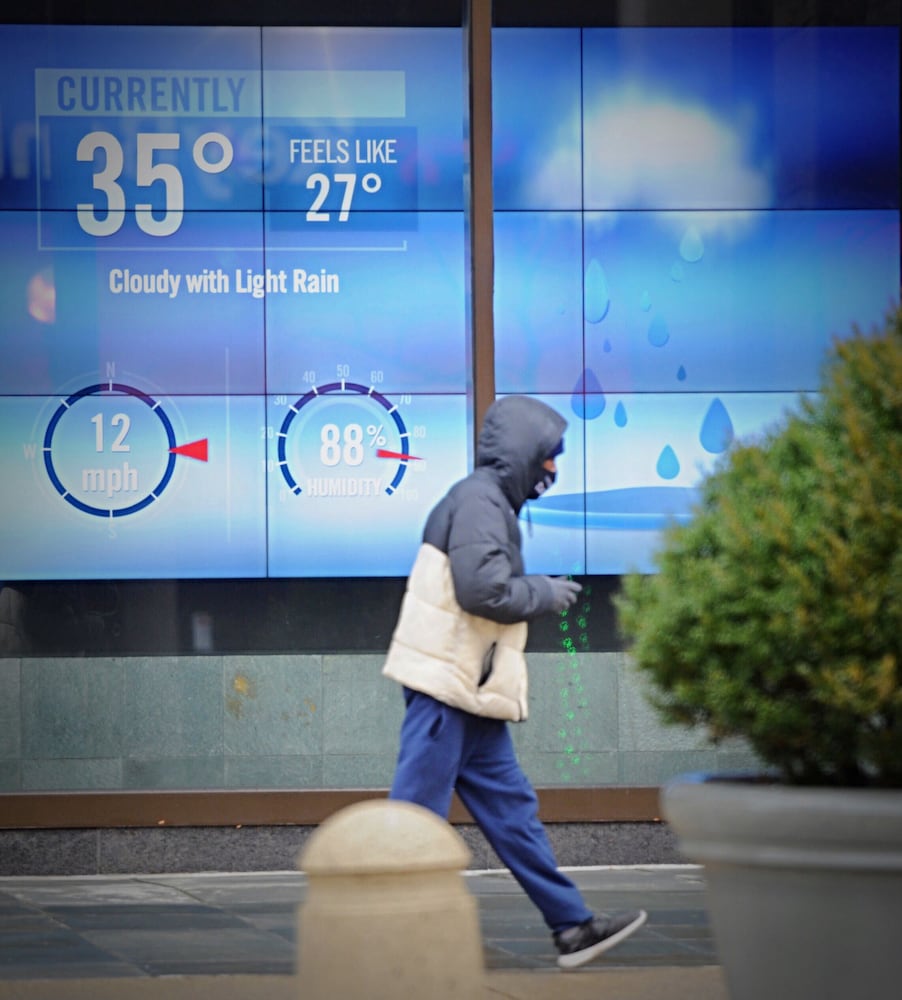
[296, 798, 485, 999]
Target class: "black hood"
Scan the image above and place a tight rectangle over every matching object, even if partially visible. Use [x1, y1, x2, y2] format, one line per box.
[476, 396, 567, 512]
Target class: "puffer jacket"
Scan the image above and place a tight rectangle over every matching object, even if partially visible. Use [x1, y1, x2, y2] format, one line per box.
[382, 395, 568, 721]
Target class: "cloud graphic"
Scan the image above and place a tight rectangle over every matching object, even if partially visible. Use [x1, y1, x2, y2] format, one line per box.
[529, 87, 772, 235]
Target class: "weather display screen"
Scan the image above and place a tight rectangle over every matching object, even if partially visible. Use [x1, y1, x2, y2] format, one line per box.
[0, 24, 898, 579]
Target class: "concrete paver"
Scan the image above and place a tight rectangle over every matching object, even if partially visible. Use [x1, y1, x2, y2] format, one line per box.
[0, 968, 729, 1000]
[0, 866, 727, 1000]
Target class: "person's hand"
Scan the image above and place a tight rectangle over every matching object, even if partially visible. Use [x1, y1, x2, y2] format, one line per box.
[548, 576, 582, 612]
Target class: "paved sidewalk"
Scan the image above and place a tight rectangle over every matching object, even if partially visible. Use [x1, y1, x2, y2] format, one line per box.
[0, 866, 728, 999]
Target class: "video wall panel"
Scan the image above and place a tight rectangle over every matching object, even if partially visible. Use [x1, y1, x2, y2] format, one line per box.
[0, 23, 898, 580]
[494, 26, 899, 574]
[1, 24, 469, 580]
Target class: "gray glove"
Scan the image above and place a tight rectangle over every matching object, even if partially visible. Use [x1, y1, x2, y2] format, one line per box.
[547, 576, 582, 613]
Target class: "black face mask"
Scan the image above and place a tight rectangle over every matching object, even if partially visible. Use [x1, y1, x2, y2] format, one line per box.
[528, 469, 556, 500]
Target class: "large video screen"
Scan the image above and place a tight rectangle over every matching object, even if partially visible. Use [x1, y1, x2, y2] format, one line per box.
[0, 24, 898, 579]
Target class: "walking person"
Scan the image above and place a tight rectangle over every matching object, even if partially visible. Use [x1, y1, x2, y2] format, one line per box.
[383, 394, 646, 969]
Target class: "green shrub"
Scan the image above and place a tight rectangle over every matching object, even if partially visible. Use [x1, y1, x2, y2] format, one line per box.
[615, 306, 902, 787]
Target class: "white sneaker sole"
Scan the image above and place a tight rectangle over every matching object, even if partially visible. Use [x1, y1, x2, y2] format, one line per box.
[557, 909, 648, 970]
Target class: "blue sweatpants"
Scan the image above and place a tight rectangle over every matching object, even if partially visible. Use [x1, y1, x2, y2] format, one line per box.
[389, 689, 594, 934]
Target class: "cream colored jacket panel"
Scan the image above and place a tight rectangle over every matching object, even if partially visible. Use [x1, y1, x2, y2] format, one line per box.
[382, 543, 529, 721]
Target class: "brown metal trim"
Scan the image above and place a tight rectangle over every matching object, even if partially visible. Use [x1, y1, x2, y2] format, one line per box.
[464, 0, 496, 447]
[0, 787, 662, 829]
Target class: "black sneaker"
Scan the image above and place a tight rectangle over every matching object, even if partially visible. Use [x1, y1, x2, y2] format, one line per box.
[553, 909, 648, 969]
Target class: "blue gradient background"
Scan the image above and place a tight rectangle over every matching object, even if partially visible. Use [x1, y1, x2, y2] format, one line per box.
[264, 212, 466, 397]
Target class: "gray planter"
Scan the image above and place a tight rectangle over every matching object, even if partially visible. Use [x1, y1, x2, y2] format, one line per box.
[662, 779, 902, 1000]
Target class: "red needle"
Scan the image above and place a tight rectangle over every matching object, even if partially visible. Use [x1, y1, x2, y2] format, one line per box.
[169, 438, 208, 461]
[376, 448, 422, 461]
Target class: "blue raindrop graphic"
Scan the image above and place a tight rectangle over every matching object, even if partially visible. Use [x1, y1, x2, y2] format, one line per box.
[677, 365, 687, 381]
[656, 445, 680, 480]
[670, 262, 684, 282]
[614, 401, 628, 427]
[699, 398, 735, 454]
[584, 258, 610, 323]
[571, 368, 606, 420]
[679, 226, 705, 263]
[640, 290, 652, 312]
[648, 315, 670, 347]
[603, 338, 612, 353]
